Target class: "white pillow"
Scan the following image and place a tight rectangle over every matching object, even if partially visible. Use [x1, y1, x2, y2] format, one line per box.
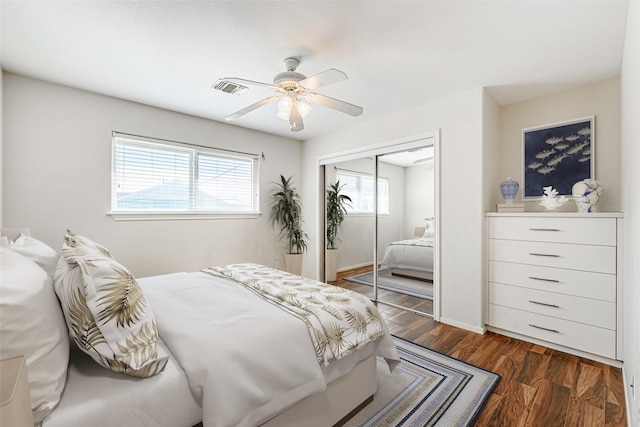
[9, 234, 58, 276]
[0, 247, 69, 424]
[1, 227, 31, 242]
[54, 231, 167, 378]
[422, 218, 435, 238]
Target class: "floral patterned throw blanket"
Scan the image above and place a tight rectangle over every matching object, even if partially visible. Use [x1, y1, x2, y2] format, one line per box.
[202, 263, 386, 366]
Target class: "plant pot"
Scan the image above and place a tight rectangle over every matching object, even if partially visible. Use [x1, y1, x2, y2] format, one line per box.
[284, 253, 303, 276]
[326, 248, 338, 282]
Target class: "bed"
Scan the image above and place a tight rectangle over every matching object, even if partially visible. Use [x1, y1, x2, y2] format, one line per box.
[380, 218, 435, 281]
[0, 229, 399, 427]
[380, 236, 434, 281]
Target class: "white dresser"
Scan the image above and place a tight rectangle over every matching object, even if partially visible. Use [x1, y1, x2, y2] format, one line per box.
[486, 213, 623, 361]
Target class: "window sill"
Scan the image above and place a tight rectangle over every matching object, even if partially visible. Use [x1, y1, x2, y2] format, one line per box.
[108, 212, 262, 221]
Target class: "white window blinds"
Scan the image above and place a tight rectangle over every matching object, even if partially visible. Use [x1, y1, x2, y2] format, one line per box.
[112, 133, 259, 214]
[336, 170, 389, 214]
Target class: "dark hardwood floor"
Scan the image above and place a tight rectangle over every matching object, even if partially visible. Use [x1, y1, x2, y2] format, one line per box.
[334, 268, 628, 426]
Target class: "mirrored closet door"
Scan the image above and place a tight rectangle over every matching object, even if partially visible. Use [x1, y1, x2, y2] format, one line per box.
[322, 133, 438, 317]
[325, 156, 376, 301]
[375, 147, 435, 316]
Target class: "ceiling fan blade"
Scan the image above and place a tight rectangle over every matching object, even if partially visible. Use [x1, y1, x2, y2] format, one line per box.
[298, 69, 347, 90]
[289, 102, 304, 132]
[225, 96, 279, 121]
[305, 92, 363, 117]
[219, 77, 279, 91]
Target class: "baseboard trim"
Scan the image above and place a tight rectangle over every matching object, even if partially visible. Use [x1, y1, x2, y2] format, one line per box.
[439, 317, 485, 334]
[622, 366, 636, 427]
[337, 262, 373, 273]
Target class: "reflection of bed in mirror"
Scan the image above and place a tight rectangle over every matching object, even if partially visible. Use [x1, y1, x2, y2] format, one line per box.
[380, 236, 434, 281]
[381, 219, 434, 282]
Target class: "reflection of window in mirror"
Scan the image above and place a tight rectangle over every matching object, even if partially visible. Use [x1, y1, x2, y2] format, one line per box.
[336, 169, 389, 214]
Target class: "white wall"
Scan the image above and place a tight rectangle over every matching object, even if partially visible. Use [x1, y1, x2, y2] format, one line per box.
[482, 91, 501, 213]
[497, 77, 621, 212]
[621, 2, 640, 425]
[0, 68, 3, 226]
[404, 162, 434, 238]
[302, 88, 485, 332]
[377, 161, 405, 262]
[2, 72, 302, 277]
[339, 213, 375, 270]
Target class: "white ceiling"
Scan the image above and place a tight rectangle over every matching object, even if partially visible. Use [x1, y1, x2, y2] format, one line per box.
[0, 1, 629, 141]
[380, 146, 435, 168]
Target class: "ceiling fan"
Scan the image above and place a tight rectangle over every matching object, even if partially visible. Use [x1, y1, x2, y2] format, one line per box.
[213, 57, 363, 132]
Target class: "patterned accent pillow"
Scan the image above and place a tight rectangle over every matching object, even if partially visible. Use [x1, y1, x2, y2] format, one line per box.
[53, 231, 167, 377]
[60, 230, 113, 262]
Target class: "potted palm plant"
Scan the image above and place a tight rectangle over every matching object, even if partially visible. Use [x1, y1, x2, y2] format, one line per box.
[325, 180, 352, 281]
[269, 175, 308, 274]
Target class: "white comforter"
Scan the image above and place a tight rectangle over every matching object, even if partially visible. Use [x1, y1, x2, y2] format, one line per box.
[381, 237, 434, 272]
[139, 271, 398, 427]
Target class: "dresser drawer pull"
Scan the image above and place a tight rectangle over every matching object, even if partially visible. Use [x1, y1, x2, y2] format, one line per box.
[529, 276, 560, 283]
[529, 252, 560, 258]
[529, 300, 560, 308]
[529, 228, 560, 232]
[529, 324, 559, 333]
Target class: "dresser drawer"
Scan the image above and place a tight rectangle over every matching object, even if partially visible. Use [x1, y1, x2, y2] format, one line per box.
[489, 282, 616, 329]
[488, 239, 616, 274]
[489, 261, 616, 302]
[489, 217, 617, 246]
[488, 304, 616, 359]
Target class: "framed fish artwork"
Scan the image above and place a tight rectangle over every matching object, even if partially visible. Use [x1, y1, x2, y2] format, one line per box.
[522, 116, 595, 199]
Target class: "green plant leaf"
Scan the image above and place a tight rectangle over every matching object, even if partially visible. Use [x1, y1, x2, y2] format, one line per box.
[269, 174, 308, 254]
[326, 180, 352, 249]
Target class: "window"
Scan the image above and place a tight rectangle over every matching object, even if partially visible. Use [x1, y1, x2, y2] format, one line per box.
[111, 133, 259, 216]
[336, 170, 389, 214]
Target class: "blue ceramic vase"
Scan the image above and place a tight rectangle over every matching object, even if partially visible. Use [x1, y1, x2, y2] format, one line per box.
[500, 177, 519, 204]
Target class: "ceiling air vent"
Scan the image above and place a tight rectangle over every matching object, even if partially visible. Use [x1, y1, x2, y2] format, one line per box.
[212, 79, 248, 96]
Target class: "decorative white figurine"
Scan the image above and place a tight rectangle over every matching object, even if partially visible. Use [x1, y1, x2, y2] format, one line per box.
[539, 186, 568, 210]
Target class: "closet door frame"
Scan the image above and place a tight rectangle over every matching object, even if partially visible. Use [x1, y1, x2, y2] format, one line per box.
[317, 130, 441, 321]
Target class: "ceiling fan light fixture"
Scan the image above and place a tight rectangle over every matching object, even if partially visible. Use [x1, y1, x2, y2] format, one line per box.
[289, 102, 304, 132]
[220, 57, 362, 133]
[278, 96, 292, 110]
[277, 95, 311, 121]
[277, 96, 292, 120]
[297, 100, 312, 117]
[276, 109, 289, 120]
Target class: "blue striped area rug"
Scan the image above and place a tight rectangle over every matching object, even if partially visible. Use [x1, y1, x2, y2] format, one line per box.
[345, 336, 500, 427]
[344, 270, 433, 300]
